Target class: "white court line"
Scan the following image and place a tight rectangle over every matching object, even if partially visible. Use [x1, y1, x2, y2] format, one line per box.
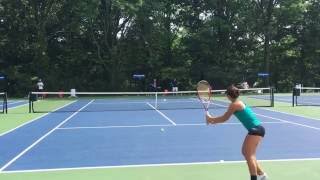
[212, 103, 320, 131]
[58, 124, 174, 130]
[0, 101, 24, 107]
[0, 101, 78, 137]
[0, 100, 94, 172]
[147, 102, 176, 126]
[2, 157, 320, 174]
[91, 100, 198, 105]
[57, 121, 287, 130]
[262, 108, 320, 121]
[0, 101, 28, 110]
[275, 97, 292, 103]
[7, 101, 25, 105]
[8, 103, 29, 110]
[255, 113, 320, 131]
[0, 101, 27, 110]
[296, 100, 320, 106]
[7, 101, 31, 110]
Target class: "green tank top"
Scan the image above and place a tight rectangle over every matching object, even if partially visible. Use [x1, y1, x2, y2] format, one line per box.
[234, 106, 261, 130]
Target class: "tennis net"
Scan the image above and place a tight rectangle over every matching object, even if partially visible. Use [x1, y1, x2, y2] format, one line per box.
[0, 92, 8, 114]
[29, 87, 274, 113]
[292, 87, 320, 106]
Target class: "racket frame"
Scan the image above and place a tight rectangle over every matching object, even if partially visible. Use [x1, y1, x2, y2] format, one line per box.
[196, 80, 212, 112]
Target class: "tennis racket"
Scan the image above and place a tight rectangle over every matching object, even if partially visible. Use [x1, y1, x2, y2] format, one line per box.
[197, 80, 212, 112]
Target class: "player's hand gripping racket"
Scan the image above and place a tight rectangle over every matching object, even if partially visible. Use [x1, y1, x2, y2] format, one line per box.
[197, 80, 212, 112]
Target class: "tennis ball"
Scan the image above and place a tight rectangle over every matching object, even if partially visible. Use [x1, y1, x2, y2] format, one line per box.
[160, 128, 165, 132]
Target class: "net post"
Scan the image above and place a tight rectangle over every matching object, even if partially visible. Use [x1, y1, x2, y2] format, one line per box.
[155, 92, 158, 109]
[1, 93, 3, 113]
[29, 92, 32, 113]
[4, 92, 7, 114]
[271, 87, 274, 107]
[292, 88, 295, 107]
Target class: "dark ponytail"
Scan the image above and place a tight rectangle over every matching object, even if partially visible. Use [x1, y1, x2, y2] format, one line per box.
[226, 85, 240, 99]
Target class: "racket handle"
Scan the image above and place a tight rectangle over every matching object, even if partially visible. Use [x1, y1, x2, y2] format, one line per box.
[205, 111, 210, 125]
[205, 111, 215, 125]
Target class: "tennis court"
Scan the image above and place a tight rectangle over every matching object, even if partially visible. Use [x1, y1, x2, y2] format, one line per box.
[0, 91, 320, 179]
[1, 1, 320, 179]
[6, 101, 28, 109]
[292, 87, 320, 106]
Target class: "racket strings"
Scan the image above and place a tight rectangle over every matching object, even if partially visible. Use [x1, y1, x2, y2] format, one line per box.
[197, 80, 212, 110]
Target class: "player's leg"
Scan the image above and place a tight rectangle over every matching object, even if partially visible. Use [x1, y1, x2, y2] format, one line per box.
[256, 159, 264, 175]
[242, 134, 262, 180]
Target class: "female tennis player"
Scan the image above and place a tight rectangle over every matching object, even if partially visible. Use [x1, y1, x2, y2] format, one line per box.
[206, 85, 268, 180]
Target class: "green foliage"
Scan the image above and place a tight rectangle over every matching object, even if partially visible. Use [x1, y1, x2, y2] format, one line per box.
[0, 0, 319, 95]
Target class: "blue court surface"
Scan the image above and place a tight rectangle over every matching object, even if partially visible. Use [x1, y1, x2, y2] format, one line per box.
[0, 98, 320, 173]
[274, 93, 320, 106]
[3, 100, 28, 110]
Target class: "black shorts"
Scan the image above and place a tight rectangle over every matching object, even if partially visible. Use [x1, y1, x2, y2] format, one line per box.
[248, 125, 265, 137]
